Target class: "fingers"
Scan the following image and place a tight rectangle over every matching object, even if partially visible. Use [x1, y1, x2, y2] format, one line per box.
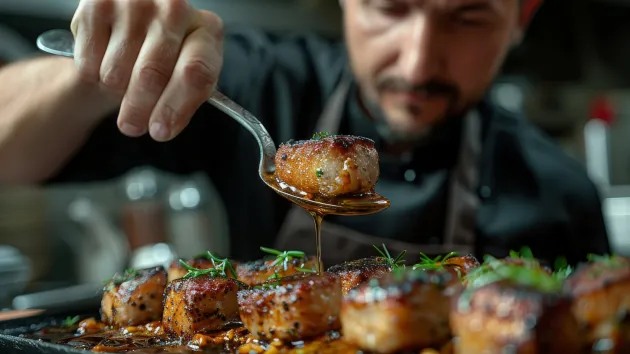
[116, 1, 193, 137]
[71, 0, 113, 83]
[70, 0, 224, 141]
[98, 1, 154, 94]
[148, 17, 223, 141]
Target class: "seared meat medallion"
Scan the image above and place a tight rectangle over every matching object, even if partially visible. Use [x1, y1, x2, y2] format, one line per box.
[238, 272, 343, 341]
[162, 274, 244, 340]
[327, 256, 393, 295]
[275, 134, 380, 197]
[341, 269, 460, 353]
[101, 266, 168, 327]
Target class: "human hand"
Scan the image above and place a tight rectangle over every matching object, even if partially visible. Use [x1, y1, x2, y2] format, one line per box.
[71, 0, 224, 141]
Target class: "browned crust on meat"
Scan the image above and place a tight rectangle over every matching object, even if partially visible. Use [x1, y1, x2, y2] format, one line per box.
[162, 275, 246, 340]
[451, 280, 582, 354]
[341, 269, 459, 352]
[326, 256, 393, 295]
[236, 256, 318, 286]
[441, 254, 481, 278]
[563, 257, 630, 348]
[101, 266, 167, 327]
[274, 135, 379, 197]
[564, 256, 630, 297]
[237, 273, 342, 341]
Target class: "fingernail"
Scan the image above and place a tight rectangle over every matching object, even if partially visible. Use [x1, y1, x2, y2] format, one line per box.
[120, 122, 146, 137]
[150, 122, 170, 141]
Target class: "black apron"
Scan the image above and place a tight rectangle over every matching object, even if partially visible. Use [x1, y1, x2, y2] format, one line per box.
[274, 76, 482, 267]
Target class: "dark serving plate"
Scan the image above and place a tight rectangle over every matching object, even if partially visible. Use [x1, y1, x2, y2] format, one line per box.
[0, 311, 254, 354]
[0, 311, 97, 354]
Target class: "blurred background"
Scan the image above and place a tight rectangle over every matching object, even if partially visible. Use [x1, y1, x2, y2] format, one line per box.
[0, 0, 629, 310]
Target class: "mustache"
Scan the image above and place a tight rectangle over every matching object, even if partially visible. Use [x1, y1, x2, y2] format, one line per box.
[375, 77, 459, 98]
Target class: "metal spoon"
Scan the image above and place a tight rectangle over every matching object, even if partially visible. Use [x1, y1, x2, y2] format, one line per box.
[36, 29, 390, 216]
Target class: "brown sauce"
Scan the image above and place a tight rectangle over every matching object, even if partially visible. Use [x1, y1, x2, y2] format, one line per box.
[24, 318, 454, 353]
[261, 171, 389, 275]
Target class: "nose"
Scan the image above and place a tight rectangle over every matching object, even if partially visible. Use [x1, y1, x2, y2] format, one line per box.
[398, 15, 442, 85]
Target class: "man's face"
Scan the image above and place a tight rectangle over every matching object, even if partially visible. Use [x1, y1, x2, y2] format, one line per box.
[344, 0, 528, 140]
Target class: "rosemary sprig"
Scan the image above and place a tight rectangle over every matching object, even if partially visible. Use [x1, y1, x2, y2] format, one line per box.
[61, 315, 80, 327]
[412, 252, 459, 271]
[373, 244, 406, 269]
[179, 251, 236, 280]
[260, 247, 306, 271]
[195, 251, 237, 278]
[103, 268, 139, 291]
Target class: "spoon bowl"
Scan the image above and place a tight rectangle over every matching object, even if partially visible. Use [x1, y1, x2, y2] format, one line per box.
[36, 29, 390, 216]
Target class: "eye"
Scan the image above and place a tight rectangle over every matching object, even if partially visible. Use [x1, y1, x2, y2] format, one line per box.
[368, 0, 409, 17]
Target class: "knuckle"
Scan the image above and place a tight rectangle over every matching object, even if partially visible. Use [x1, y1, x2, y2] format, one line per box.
[100, 65, 128, 91]
[136, 63, 171, 90]
[161, 0, 191, 28]
[92, 0, 114, 14]
[75, 60, 100, 83]
[181, 59, 217, 91]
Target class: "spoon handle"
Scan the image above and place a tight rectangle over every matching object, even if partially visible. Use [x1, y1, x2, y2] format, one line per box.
[207, 91, 276, 173]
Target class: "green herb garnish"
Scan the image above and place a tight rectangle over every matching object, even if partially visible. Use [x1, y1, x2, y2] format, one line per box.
[62, 315, 80, 327]
[296, 267, 316, 273]
[312, 132, 331, 140]
[373, 244, 406, 269]
[103, 268, 139, 291]
[587, 253, 625, 267]
[509, 246, 534, 260]
[179, 251, 236, 280]
[412, 252, 459, 271]
[260, 247, 306, 271]
[195, 251, 237, 278]
[316, 168, 323, 178]
[552, 256, 573, 280]
[465, 256, 562, 293]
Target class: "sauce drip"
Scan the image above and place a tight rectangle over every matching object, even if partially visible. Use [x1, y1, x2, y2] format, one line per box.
[262, 172, 389, 275]
[309, 212, 325, 274]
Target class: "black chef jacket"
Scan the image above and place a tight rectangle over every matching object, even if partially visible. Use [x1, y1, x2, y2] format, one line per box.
[44, 27, 610, 266]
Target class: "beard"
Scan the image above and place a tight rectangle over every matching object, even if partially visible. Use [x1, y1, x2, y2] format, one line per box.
[358, 79, 466, 145]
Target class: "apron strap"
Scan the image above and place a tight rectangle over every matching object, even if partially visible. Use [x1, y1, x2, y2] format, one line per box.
[443, 110, 482, 254]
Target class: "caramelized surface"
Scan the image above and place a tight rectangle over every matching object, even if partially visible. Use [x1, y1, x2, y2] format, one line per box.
[451, 280, 582, 354]
[235, 256, 318, 286]
[326, 256, 393, 295]
[564, 256, 630, 351]
[162, 275, 243, 340]
[237, 272, 342, 341]
[101, 266, 167, 327]
[341, 269, 459, 353]
[275, 135, 379, 197]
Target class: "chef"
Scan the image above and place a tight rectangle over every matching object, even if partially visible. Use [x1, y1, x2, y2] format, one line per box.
[0, 0, 609, 266]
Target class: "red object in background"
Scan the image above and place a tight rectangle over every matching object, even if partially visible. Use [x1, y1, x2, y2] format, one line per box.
[521, 0, 543, 23]
[589, 96, 615, 125]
